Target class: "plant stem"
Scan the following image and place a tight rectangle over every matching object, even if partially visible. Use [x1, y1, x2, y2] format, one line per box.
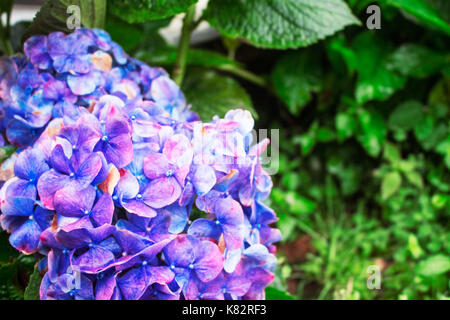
[0, 14, 13, 56]
[173, 5, 197, 86]
[219, 64, 269, 88]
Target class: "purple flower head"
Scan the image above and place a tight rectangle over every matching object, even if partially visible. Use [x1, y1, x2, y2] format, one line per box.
[0, 27, 280, 300]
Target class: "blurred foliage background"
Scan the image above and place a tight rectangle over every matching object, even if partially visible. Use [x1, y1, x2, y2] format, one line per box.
[0, 0, 449, 299]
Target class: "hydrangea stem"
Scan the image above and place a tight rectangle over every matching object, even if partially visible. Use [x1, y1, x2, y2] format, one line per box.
[173, 5, 197, 86]
[0, 15, 13, 56]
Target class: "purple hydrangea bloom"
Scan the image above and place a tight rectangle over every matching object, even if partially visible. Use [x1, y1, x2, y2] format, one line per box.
[0, 29, 280, 300]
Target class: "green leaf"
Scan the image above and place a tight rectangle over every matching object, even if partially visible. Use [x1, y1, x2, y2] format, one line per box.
[205, 0, 360, 49]
[351, 32, 406, 104]
[383, 142, 401, 163]
[108, 0, 198, 23]
[404, 171, 424, 189]
[416, 254, 450, 277]
[285, 191, 316, 215]
[388, 100, 424, 131]
[0, 145, 16, 164]
[357, 109, 387, 157]
[387, 44, 449, 78]
[26, 0, 106, 37]
[271, 51, 323, 115]
[335, 112, 357, 141]
[408, 234, 424, 259]
[182, 69, 257, 121]
[24, 267, 42, 300]
[429, 77, 450, 108]
[265, 286, 295, 300]
[383, 0, 450, 35]
[381, 171, 402, 200]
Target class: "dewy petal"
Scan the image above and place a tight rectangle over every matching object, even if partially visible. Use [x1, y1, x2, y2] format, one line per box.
[54, 184, 96, 217]
[122, 199, 157, 218]
[96, 134, 133, 169]
[115, 170, 139, 199]
[90, 193, 114, 226]
[187, 219, 221, 240]
[192, 165, 216, 196]
[14, 148, 49, 181]
[163, 134, 193, 169]
[67, 72, 100, 95]
[143, 153, 170, 180]
[1, 196, 35, 217]
[163, 235, 195, 268]
[73, 245, 115, 274]
[37, 170, 71, 210]
[75, 152, 103, 186]
[24, 35, 51, 70]
[166, 204, 188, 234]
[49, 144, 72, 175]
[9, 219, 42, 254]
[142, 177, 181, 209]
[95, 273, 116, 300]
[194, 240, 224, 283]
[214, 198, 245, 250]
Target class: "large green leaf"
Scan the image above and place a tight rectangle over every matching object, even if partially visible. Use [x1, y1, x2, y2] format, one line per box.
[416, 254, 450, 277]
[24, 267, 42, 300]
[351, 32, 406, 104]
[383, 0, 450, 35]
[182, 69, 257, 121]
[271, 51, 323, 115]
[26, 0, 106, 37]
[205, 0, 360, 49]
[387, 44, 450, 78]
[108, 0, 198, 23]
[265, 286, 296, 300]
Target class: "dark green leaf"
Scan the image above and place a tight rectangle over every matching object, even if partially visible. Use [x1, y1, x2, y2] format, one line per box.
[0, 0, 13, 15]
[428, 77, 450, 108]
[383, 0, 450, 35]
[335, 113, 357, 141]
[0, 231, 17, 265]
[24, 267, 42, 300]
[351, 32, 406, 104]
[387, 44, 449, 78]
[357, 109, 387, 157]
[388, 100, 424, 131]
[205, 0, 360, 49]
[108, 0, 198, 23]
[26, 0, 106, 37]
[265, 286, 295, 300]
[182, 69, 257, 121]
[271, 51, 323, 115]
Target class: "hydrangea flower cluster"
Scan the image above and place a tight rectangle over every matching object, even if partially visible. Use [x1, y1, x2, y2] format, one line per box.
[0, 29, 281, 300]
[0, 28, 193, 149]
